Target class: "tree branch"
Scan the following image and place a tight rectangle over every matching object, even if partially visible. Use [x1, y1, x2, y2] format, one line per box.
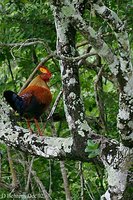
[0, 41, 47, 48]
[0, 99, 74, 160]
[0, 99, 116, 163]
[93, 0, 132, 80]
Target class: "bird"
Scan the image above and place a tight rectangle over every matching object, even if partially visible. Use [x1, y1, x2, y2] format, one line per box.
[4, 66, 52, 136]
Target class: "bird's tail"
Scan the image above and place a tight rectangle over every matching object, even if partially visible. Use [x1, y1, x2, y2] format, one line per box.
[3, 90, 24, 115]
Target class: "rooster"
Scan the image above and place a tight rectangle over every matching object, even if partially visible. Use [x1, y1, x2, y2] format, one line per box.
[4, 66, 52, 136]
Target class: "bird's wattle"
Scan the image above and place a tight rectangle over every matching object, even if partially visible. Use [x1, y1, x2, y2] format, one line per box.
[40, 73, 51, 82]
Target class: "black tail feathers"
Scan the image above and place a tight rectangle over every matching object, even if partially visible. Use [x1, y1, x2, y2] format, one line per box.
[3, 90, 24, 115]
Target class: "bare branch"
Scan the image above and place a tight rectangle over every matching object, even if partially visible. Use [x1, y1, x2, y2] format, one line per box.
[0, 41, 47, 48]
[60, 52, 97, 61]
[0, 181, 12, 190]
[17, 158, 51, 200]
[60, 161, 72, 200]
[94, 64, 107, 133]
[47, 90, 63, 120]
[79, 162, 85, 200]
[31, 169, 51, 200]
[7, 146, 19, 189]
[25, 156, 35, 193]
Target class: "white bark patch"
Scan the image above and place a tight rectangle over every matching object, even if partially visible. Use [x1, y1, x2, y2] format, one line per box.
[128, 121, 133, 129]
[80, 120, 90, 131]
[63, 101, 76, 130]
[101, 190, 111, 200]
[107, 167, 128, 193]
[68, 92, 76, 100]
[94, 4, 106, 14]
[39, 146, 59, 158]
[51, 5, 68, 44]
[109, 57, 119, 75]
[120, 57, 129, 72]
[76, 120, 91, 137]
[67, 115, 74, 128]
[118, 109, 129, 120]
[118, 32, 129, 50]
[107, 154, 113, 163]
[56, 21, 68, 43]
[69, 105, 76, 111]
[26, 136, 73, 158]
[117, 122, 124, 130]
[124, 75, 133, 96]
[122, 131, 133, 140]
[110, 11, 119, 23]
[78, 130, 85, 137]
[45, 137, 73, 154]
[102, 144, 132, 199]
[80, 112, 84, 120]
[68, 78, 77, 86]
[98, 43, 110, 57]
[62, 5, 74, 17]
[8, 132, 19, 143]
[88, 26, 96, 38]
[62, 68, 73, 80]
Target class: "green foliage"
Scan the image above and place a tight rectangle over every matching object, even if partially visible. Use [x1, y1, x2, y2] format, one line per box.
[85, 140, 100, 158]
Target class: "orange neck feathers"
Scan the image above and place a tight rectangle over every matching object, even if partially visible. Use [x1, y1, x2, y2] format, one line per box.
[28, 75, 49, 89]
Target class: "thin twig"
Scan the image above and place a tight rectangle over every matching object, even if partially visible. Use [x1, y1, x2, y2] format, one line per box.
[31, 170, 51, 200]
[84, 179, 95, 200]
[7, 146, 19, 189]
[25, 156, 35, 193]
[76, 41, 89, 48]
[0, 41, 47, 48]
[79, 162, 84, 200]
[17, 158, 51, 200]
[47, 89, 63, 120]
[94, 65, 104, 86]
[10, 37, 53, 61]
[0, 40, 88, 49]
[48, 160, 53, 195]
[60, 52, 96, 62]
[0, 181, 12, 190]
[60, 161, 72, 200]
[94, 64, 107, 133]
[42, 89, 63, 133]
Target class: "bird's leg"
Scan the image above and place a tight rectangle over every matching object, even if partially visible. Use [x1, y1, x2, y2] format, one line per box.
[34, 118, 43, 136]
[26, 119, 33, 134]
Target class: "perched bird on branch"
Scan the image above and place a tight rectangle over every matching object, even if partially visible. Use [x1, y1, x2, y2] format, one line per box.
[4, 66, 52, 136]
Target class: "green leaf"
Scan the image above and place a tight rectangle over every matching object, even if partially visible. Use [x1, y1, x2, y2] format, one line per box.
[85, 139, 100, 158]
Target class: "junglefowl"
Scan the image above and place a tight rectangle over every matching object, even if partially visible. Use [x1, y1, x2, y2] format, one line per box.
[4, 66, 52, 136]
